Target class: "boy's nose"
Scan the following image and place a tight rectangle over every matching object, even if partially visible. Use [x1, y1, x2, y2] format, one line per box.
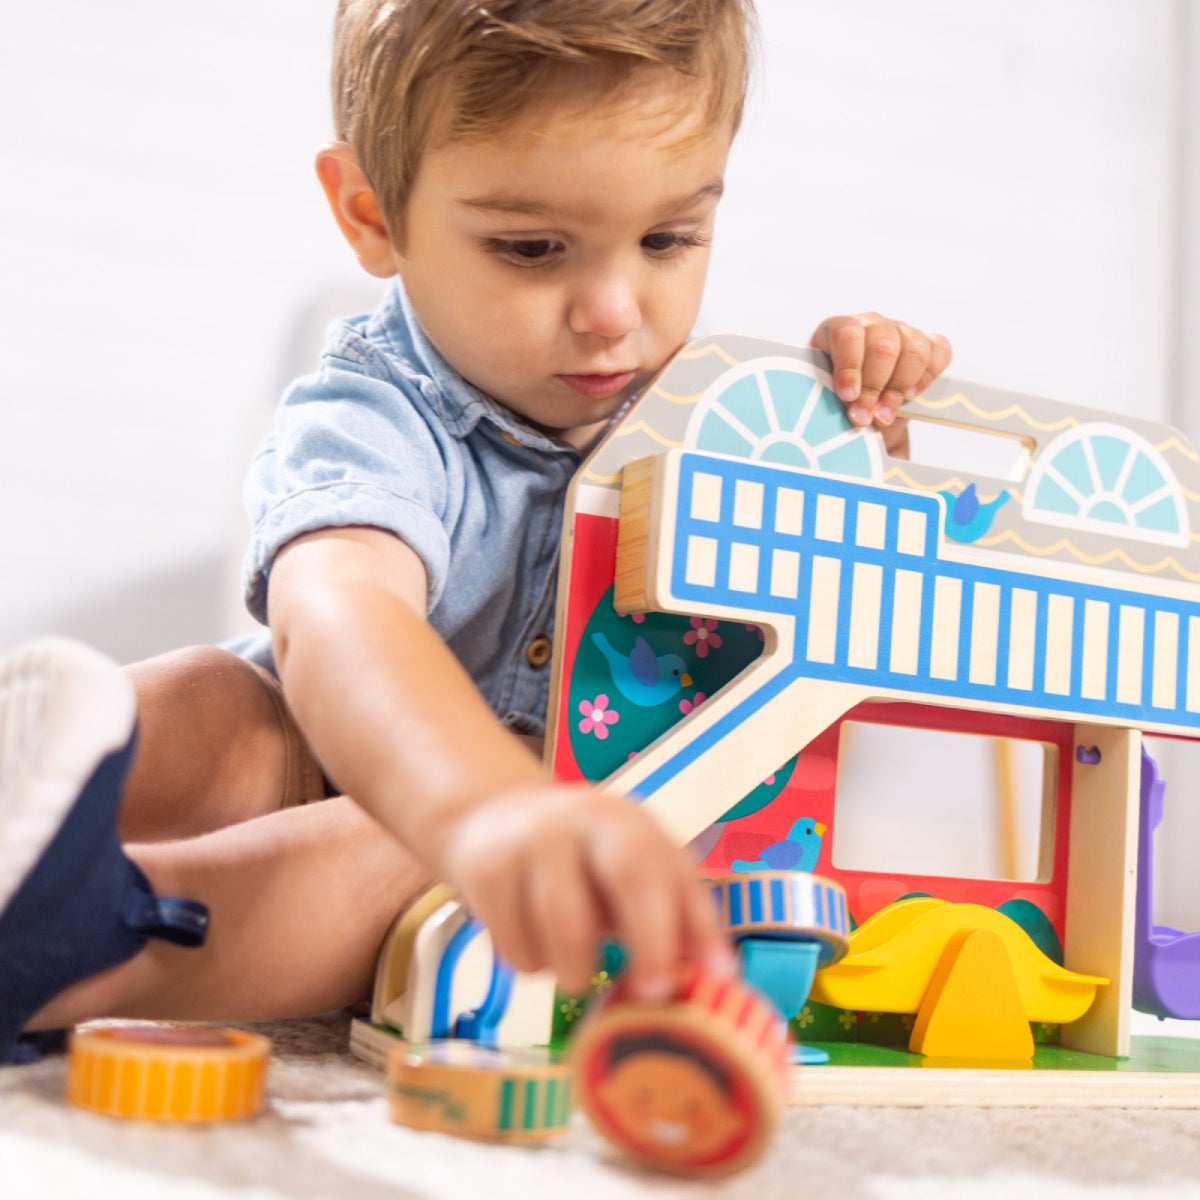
[567, 272, 641, 339]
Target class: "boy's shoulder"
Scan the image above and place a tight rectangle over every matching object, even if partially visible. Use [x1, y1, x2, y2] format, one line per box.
[302, 281, 571, 454]
[317, 281, 440, 392]
[276, 281, 480, 446]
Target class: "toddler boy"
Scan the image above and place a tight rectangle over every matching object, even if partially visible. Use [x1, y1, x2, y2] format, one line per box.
[0, 0, 950, 1062]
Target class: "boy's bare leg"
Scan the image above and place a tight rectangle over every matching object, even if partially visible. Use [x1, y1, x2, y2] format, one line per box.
[27, 795, 432, 1028]
[119, 646, 314, 843]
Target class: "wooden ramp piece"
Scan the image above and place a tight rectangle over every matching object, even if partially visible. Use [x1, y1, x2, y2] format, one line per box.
[909, 927, 1034, 1061]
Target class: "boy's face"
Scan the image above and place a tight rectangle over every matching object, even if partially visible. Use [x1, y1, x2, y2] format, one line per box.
[391, 75, 732, 447]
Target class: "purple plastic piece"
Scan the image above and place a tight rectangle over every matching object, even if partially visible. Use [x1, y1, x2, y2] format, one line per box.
[1076, 745, 1102, 765]
[1132, 747, 1200, 1020]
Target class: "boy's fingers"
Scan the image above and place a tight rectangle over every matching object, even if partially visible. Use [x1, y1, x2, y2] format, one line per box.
[681, 875, 737, 978]
[529, 850, 600, 994]
[597, 859, 680, 1001]
[912, 332, 953, 394]
[469, 869, 542, 975]
[813, 317, 950, 428]
[882, 414, 911, 459]
[807, 318, 834, 354]
[811, 317, 867, 417]
[887, 325, 932, 396]
[876, 324, 931, 424]
[858, 324, 903, 420]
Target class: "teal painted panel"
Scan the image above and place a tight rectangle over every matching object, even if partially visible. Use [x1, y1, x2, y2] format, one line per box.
[1124, 450, 1167, 505]
[1049, 438, 1092, 495]
[1032, 474, 1081, 516]
[794, 386, 853, 450]
[762, 368, 816, 434]
[712, 373, 772, 438]
[817, 438, 874, 480]
[1092, 434, 1131, 491]
[1136, 494, 1182, 534]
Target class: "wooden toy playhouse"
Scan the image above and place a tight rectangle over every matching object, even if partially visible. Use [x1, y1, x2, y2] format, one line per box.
[361, 334, 1200, 1105]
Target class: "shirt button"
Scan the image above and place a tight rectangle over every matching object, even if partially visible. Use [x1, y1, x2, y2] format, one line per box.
[525, 636, 552, 668]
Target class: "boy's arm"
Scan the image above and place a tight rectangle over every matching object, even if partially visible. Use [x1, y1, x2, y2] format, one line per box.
[267, 525, 731, 997]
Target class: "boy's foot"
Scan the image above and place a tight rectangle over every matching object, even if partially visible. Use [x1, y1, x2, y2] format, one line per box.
[0, 638, 209, 1064]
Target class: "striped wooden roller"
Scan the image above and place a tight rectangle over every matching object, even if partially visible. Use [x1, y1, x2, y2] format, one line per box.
[387, 1039, 572, 1142]
[709, 871, 850, 964]
[66, 1024, 269, 1122]
[570, 969, 789, 1178]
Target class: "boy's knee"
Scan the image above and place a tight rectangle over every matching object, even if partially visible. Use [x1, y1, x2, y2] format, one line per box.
[128, 645, 270, 712]
[125, 645, 293, 767]
[120, 646, 326, 834]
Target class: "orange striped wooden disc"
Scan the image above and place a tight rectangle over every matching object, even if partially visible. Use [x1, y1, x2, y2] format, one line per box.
[570, 970, 789, 1178]
[66, 1024, 270, 1122]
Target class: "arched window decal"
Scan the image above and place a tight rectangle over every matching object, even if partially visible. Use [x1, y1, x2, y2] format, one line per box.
[683, 358, 884, 483]
[1023, 423, 1189, 549]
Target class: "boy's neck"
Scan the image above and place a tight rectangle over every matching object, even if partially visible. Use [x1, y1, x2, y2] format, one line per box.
[554, 416, 612, 453]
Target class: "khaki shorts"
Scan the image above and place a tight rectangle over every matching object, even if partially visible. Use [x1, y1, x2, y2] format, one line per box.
[245, 661, 333, 807]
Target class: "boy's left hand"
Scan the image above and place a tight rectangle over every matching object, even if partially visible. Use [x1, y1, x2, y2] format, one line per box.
[810, 313, 952, 457]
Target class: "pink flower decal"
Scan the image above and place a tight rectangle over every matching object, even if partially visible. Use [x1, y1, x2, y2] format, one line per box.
[578, 694, 620, 739]
[683, 617, 722, 658]
[679, 691, 708, 715]
[745, 623, 765, 641]
[763, 772, 776, 786]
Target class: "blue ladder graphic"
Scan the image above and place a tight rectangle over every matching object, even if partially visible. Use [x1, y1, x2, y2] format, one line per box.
[623, 451, 1200, 811]
[664, 452, 1200, 734]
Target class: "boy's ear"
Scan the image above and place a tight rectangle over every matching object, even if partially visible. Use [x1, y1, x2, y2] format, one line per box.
[315, 143, 397, 278]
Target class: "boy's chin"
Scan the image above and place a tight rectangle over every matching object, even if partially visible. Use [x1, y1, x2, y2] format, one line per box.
[518, 391, 635, 443]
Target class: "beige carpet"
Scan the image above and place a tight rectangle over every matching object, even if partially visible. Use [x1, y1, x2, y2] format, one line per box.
[5, 1012, 1200, 1200]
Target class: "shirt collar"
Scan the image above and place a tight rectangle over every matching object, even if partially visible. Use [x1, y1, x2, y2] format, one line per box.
[370, 279, 581, 455]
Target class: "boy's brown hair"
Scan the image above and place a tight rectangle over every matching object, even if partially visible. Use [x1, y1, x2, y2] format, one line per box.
[332, 0, 756, 237]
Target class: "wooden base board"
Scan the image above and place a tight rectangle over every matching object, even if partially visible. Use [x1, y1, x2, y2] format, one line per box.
[355, 1021, 1200, 1108]
[789, 1037, 1200, 1107]
[350, 1018, 403, 1073]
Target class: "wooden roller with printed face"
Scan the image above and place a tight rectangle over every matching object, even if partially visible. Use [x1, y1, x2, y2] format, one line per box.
[570, 969, 789, 1178]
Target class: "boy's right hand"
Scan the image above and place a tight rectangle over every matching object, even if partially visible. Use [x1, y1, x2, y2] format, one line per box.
[435, 782, 737, 999]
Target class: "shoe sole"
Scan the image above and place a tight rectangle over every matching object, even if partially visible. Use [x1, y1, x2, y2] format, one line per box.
[0, 638, 136, 916]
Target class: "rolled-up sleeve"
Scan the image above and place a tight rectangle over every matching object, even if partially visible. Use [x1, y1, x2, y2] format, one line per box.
[241, 355, 453, 623]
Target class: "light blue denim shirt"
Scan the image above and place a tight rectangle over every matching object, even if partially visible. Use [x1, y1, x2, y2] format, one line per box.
[237, 279, 585, 736]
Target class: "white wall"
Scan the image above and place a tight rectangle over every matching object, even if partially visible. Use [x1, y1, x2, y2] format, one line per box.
[714, 1, 1189, 927]
[3, 2, 1196, 923]
[0, 0, 1179, 658]
[705, 0, 1179, 413]
[0, 1, 378, 661]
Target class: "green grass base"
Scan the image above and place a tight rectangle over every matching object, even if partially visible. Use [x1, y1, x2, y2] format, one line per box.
[804, 1035, 1200, 1073]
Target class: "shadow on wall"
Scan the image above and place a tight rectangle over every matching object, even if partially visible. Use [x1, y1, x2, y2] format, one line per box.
[36, 553, 240, 666]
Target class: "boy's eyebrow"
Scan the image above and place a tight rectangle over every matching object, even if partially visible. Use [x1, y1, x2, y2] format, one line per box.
[457, 180, 725, 222]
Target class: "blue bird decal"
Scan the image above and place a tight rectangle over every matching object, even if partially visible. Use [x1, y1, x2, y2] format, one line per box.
[591, 632, 693, 706]
[938, 483, 1010, 543]
[732, 818, 826, 873]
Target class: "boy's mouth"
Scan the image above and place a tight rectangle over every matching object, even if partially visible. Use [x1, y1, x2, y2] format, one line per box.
[556, 371, 636, 400]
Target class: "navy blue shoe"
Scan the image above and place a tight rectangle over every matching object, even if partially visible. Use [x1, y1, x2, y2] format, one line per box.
[0, 638, 209, 1064]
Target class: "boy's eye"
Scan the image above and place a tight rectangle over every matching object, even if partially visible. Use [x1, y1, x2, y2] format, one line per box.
[641, 231, 707, 255]
[489, 238, 563, 264]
